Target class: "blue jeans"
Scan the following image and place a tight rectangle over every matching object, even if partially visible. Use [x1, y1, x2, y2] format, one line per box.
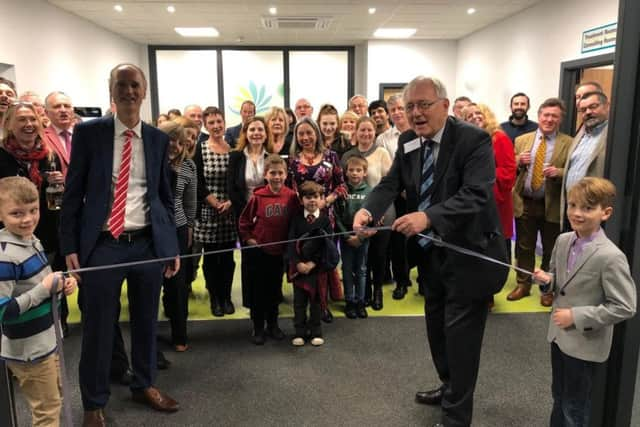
[341, 239, 369, 303]
[550, 342, 597, 427]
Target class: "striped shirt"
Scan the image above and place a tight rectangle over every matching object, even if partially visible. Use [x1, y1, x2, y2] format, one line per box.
[174, 159, 197, 228]
[0, 229, 56, 363]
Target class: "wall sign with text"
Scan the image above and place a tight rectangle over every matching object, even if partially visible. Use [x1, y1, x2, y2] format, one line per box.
[582, 23, 617, 54]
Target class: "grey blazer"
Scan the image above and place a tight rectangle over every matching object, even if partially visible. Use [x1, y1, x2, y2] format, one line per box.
[546, 230, 636, 362]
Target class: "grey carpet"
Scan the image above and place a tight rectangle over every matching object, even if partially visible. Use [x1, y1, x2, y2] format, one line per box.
[14, 314, 552, 427]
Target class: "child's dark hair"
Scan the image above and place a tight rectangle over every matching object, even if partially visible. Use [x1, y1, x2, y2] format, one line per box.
[0, 176, 39, 205]
[567, 177, 616, 208]
[298, 181, 323, 198]
[345, 154, 368, 172]
[264, 154, 286, 172]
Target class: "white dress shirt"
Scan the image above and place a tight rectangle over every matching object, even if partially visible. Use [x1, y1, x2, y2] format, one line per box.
[104, 116, 150, 231]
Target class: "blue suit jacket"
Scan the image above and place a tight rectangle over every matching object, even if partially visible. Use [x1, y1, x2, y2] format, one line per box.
[60, 116, 178, 265]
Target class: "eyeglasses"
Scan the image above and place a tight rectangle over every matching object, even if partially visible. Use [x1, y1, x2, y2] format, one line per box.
[405, 99, 442, 112]
[577, 102, 601, 114]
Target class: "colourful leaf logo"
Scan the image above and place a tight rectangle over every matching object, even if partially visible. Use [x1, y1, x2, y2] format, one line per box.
[229, 81, 273, 115]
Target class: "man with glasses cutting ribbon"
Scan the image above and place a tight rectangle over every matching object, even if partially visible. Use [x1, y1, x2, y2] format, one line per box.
[60, 63, 180, 427]
[354, 76, 508, 427]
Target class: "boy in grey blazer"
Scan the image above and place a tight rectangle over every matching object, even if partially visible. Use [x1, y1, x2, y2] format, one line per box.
[533, 177, 636, 427]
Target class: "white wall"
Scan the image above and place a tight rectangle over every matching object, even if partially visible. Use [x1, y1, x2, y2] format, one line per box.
[0, 0, 150, 119]
[366, 40, 458, 102]
[456, 0, 618, 122]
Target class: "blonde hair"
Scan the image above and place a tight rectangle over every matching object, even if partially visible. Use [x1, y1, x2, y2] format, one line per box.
[1, 102, 46, 146]
[158, 121, 186, 169]
[339, 110, 359, 129]
[265, 107, 289, 152]
[475, 103, 502, 136]
[0, 176, 39, 205]
[172, 116, 199, 158]
[568, 177, 616, 209]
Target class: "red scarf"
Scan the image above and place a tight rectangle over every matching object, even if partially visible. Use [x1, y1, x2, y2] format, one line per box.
[3, 137, 49, 188]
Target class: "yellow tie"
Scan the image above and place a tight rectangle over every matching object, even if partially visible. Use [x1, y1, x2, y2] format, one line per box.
[531, 135, 546, 191]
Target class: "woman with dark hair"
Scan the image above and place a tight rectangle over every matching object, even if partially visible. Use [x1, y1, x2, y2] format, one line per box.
[167, 108, 181, 119]
[194, 107, 237, 317]
[316, 104, 351, 158]
[287, 117, 346, 322]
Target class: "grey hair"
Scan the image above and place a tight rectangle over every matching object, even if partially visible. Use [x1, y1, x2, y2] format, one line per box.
[403, 76, 448, 101]
[45, 91, 71, 109]
[348, 94, 367, 107]
[386, 93, 404, 106]
[108, 63, 147, 93]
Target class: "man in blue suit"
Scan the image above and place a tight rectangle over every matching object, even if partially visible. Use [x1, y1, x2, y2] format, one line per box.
[60, 63, 180, 427]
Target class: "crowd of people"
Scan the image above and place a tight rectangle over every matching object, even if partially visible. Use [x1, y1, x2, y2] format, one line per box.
[0, 66, 636, 427]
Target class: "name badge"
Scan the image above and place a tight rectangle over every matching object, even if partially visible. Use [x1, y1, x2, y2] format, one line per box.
[404, 137, 421, 154]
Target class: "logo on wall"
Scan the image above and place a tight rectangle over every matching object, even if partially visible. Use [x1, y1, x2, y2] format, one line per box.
[229, 81, 283, 115]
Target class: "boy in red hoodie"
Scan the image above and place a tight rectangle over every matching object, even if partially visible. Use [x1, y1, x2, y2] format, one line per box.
[239, 154, 299, 345]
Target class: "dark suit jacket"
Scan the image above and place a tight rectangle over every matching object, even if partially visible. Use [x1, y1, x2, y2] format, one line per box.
[227, 150, 268, 219]
[224, 124, 242, 148]
[59, 116, 178, 265]
[363, 116, 508, 297]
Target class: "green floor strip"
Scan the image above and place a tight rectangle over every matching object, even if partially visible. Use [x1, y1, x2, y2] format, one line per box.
[65, 252, 550, 323]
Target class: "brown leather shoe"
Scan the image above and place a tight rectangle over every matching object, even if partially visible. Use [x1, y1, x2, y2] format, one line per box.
[506, 285, 531, 301]
[132, 386, 179, 412]
[540, 293, 553, 307]
[82, 409, 105, 427]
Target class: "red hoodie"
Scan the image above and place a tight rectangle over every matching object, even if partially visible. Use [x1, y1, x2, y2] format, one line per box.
[238, 185, 299, 255]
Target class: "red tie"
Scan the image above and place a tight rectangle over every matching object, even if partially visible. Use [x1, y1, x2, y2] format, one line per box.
[108, 130, 134, 238]
[61, 130, 72, 156]
[306, 214, 315, 224]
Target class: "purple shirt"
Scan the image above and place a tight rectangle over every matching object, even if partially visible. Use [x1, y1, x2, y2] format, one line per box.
[567, 228, 603, 273]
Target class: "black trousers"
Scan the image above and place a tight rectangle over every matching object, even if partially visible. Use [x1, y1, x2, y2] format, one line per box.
[202, 241, 236, 305]
[245, 248, 283, 331]
[418, 243, 490, 427]
[366, 229, 391, 299]
[293, 286, 322, 338]
[390, 195, 411, 287]
[162, 225, 190, 345]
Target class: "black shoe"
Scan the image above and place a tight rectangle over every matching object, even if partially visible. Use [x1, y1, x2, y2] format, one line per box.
[223, 300, 235, 315]
[111, 368, 134, 386]
[356, 302, 368, 318]
[371, 287, 383, 311]
[212, 302, 224, 317]
[251, 330, 265, 345]
[265, 325, 285, 340]
[345, 302, 357, 319]
[157, 351, 171, 370]
[415, 384, 446, 405]
[392, 284, 407, 300]
[321, 308, 333, 323]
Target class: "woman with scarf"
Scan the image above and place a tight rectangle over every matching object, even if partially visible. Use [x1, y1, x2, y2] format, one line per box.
[0, 102, 62, 257]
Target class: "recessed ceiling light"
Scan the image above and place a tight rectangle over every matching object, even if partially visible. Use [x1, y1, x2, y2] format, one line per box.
[114, 4, 123, 12]
[174, 27, 220, 37]
[269, 6, 277, 15]
[368, 7, 376, 14]
[467, 7, 476, 14]
[167, 5, 176, 13]
[373, 28, 416, 38]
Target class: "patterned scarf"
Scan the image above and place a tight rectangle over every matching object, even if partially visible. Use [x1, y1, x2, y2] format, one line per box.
[3, 137, 49, 188]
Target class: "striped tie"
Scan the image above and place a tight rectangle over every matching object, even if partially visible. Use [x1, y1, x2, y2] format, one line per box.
[108, 130, 134, 238]
[417, 138, 435, 249]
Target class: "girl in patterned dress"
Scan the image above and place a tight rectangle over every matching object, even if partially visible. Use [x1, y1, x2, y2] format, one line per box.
[194, 107, 237, 317]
